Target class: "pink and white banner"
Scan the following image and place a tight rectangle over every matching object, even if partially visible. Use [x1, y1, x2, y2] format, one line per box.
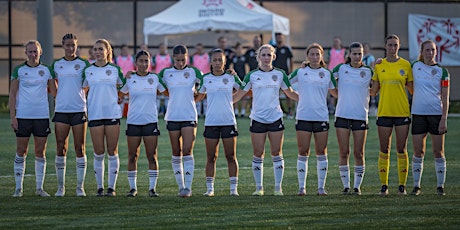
[409, 14, 460, 66]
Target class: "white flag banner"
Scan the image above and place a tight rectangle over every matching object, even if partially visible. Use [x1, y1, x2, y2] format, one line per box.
[408, 14, 460, 66]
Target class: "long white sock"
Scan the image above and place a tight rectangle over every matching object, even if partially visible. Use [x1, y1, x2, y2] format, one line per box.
[14, 154, 26, 190]
[252, 156, 264, 190]
[206, 177, 214, 192]
[317, 155, 328, 189]
[35, 157, 46, 190]
[128, 170, 137, 190]
[339, 165, 350, 188]
[230, 176, 238, 192]
[297, 155, 308, 189]
[183, 155, 195, 189]
[272, 155, 284, 192]
[76, 155, 87, 189]
[148, 170, 159, 190]
[172, 156, 184, 189]
[55, 156, 66, 189]
[435, 157, 446, 187]
[93, 153, 105, 189]
[412, 156, 424, 187]
[108, 155, 120, 190]
[353, 165, 365, 189]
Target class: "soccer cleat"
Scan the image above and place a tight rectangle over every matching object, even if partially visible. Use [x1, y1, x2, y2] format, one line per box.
[203, 190, 215, 197]
[55, 187, 65, 197]
[149, 189, 159, 197]
[379, 185, 389, 196]
[252, 189, 264, 196]
[36, 189, 51, 197]
[342, 187, 351, 195]
[127, 189, 138, 197]
[106, 188, 116, 197]
[411, 187, 421, 196]
[437, 187, 446, 196]
[76, 187, 86, 197]
[230, 190, 239, 196]
[398, 185, 407, 195]
[12, 189, 23, 197]
[317, 188, 327, 196]
[274, 191, 284, 196]
[96, 188, 105, 197]
[297, 187, 306, 196]
[180, 188, 192, 197]
[353, 188, 362, 195]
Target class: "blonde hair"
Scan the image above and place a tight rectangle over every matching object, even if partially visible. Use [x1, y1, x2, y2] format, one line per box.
[255, 44, 276, 67]
[305, 43, 327, 68]
[95, 39, 113, 63]
[418, 40, 436, 62]
[25, 40, 42, 53]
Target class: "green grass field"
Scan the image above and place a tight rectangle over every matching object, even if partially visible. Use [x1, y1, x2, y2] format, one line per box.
[0, 113, 459, 229]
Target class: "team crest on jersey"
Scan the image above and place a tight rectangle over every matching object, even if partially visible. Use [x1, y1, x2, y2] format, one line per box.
[319, 71, 325, 78]
[345, 71, 349, 74]
[148, 78, 154, 85]
[38, 70, 45, 76]
[59, 65, 63, 69]
[74, 64, 81, 71]
[184, 72, 190, 78]
[431, 69, 437, 76]
[399, 69, 405, 76]
[272, 75, 278, 82]
[106, 70, 112, 76]
[223, 78, 229, 84]
[360, 71, 366, 78]
[208, 80, 212, 84]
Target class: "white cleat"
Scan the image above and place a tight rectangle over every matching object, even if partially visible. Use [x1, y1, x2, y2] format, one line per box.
[12, 189, 23, 197]
[55, 187, 65, 197]
[203, 190, 215, 197]
[76, 187, 86, 197]
[36, 189, 51, 197]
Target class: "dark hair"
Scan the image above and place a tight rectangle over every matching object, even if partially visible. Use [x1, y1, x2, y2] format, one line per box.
[234, 42, 241, 49]
[209, 48, 225, 73]
[62, 33, 77, 45]
[305, 43, 327, 68]
[172, 44, 188, 56]
[345, 42, 363, 64]
[384, 34, 400, 45]
[135, 50, 151, 61]
[417, 40, 436, 62]
[120, 44, 128, 49]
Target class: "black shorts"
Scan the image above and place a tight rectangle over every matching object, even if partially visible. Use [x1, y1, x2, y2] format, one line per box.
[412, 115, 444, 135]
[250, 119, 284, 133]
[334, 117, 368, 131]
[203, 125, 238, 139]
[16, 119, 51, 137]
[376, 117, 411, 127]
[166, 121, 198, 131]
[295, 120, 329, 133]
[53, 112, 87, 126]
[126, 123, 160, 136]
[88, 119, 120, 127]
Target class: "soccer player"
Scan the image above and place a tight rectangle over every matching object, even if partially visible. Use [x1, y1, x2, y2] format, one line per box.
[234, 44, 298, 196]
[83, 39, 125, 197]
[333, 42, 373, 195]
[158, 44, 203, 197]
[52, 33, 90, 197]
[370, 34, 413, 195]
[120, 50, 166, 197]
[198, 48, 243, 197]
[289, 43, 337, 196]
[10, 40, 57, 197]
[410, 40, 450, 196]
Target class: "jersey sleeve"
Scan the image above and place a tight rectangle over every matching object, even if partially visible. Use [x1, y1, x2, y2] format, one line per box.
[193, 67, 204, 89]
[11, 64, 23, 80]
[406, 61, 413, 83]
[441, 66, 450, 87]
[46, 65, 56, 79]
[119, 80, 129, 94]
[241, 70, 255, 91]
[328, 70, 337, 88]
[289, 68, 299, 84]
[281, 69, 291, 90]
[156, 73, 167, 91]
[233, 74, 243, 89]
[332, 64, 342, 79]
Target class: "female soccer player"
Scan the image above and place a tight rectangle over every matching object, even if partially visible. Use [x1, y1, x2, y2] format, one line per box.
[333, 42, 373, 195]
[370, 34, 413, 195]
[52, 34, 90, 197]
[83, 39, 125, 197]
[410, 40, 450, 196]
[10, 40, 57, 197]
[120, 50, 166, 197]
[289, 43, 337, 196]
[234, 44, 298, 196]
[198, 48, 243, 196]
[158, 44, 203, 197]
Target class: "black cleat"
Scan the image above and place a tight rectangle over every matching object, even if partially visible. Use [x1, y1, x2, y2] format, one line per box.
[398, 185, 407, 195]
[96, 188, 104, 197]
[379, 185, 389, 196]
[106, 188, 116, 197]
[342, 187, 351, 195]
[149, 189, 159, 197]
[437, 187, 446, 196]
[353, 188, 361, 195]
[127, 189, 137, 197]
[411, 187, 421, 196]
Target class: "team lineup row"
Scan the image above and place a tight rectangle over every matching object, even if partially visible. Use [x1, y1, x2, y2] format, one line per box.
[9, 33, 450, 198]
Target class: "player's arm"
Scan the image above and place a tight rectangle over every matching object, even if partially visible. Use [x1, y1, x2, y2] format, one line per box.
[283, 87, 298, 101]
[9, 79, 19, 131]
[439, 77, 450, 134]
[370, 80, 380, 96]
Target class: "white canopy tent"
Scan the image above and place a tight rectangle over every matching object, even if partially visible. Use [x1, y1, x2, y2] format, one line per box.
[143, 0, 289, 44]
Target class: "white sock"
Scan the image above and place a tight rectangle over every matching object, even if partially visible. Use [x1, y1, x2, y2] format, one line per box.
[206, 177, 214, 192]
[252, 156, 264, 190]
[76, 155, 87, 189]
[353, 165, 365, 189]
[230, 176, 238, 192]
[108, 155, 120, 190]
[272, 155, 284, 192]
[183, 155, 195, 189]
[317, 155, 328, 189]
[412, 156, 424, 187]
[297, 155, 308, 189]
[14, 154, 26, 190]
[172, 156, 184, 189]
[55, 156, 66, 189]
[128, 170, 137, 190]
[148, 170, 159, 190]
[241, 108, 246, 115]
[93, 153, 105, 189]
[435, 157, 446, 188]
[35, 157, 46, 190]
[339, 165, 350, 189]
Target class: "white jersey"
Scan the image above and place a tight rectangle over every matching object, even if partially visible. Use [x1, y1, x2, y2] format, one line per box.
[411, 61, 450, 115]
[289, 66, 336, 122]
[82, 63, 125, 121]
[52, 57, 89, 113]
[242, 68, 291, 123]
[199, 73, 242, 126]
[333, 63, 372, 122]
[11, 62, 54, 119]
[120, 72, 166, 125]
[159, 66, 203, 121]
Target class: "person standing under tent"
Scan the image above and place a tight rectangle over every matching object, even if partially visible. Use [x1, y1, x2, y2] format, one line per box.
[326, 36, 348, 115]
[191, 43, 210, 117]
[153, 43, 173, 116]
[230, 42, 248, 117]
[273, 33, 294, 118]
